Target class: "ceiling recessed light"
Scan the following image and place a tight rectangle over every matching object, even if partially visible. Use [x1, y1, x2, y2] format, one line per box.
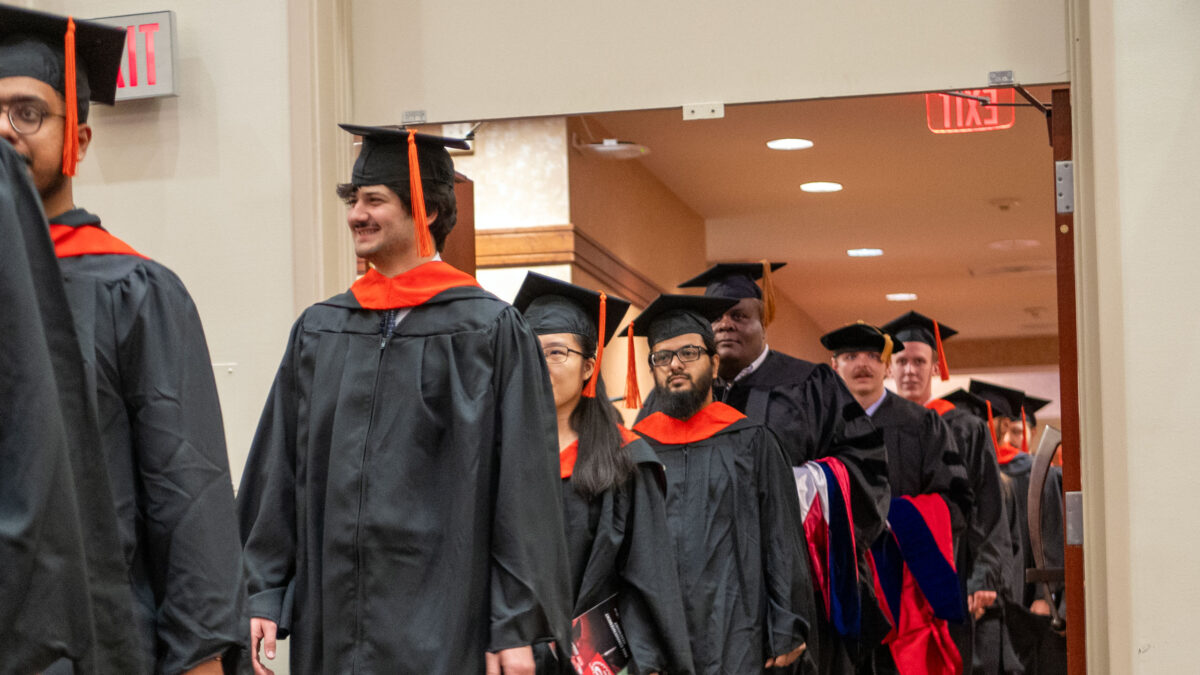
[886, 293, 918, 302]
[988, 238, 1042, 251]
[767, 138, 814, 150]
[847, 248, 884, 257]
[801, 181, 843, 193]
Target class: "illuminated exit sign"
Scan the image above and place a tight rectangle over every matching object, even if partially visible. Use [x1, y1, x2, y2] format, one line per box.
[93, 11, 178, 100]
[925, 88, 1014, 134]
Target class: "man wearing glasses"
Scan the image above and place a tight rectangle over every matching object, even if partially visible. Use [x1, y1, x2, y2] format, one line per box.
[630, 294, 814, 674]
[1, 7, 245, 674]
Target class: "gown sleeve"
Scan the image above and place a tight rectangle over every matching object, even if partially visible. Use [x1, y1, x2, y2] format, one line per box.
[964, 419, 1011, 595]
[487, 308, 573, 651]
[114, 265, 246, 671]
[237, 319, 304, 633]
[615, 448, 696, 675]
[758, 428, 816, 660]
[919, 409, 973, 544]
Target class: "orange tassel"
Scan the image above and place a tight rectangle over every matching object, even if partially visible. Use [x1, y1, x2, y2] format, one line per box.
[759, 259, 777, 327]
[61, 18, 79, 176]
[623, 322, 641, 409]
[406, 129, 434, 257]
[1021, 406, 1029, 455]
[583, 292, 606, 398]
[985, 400, 1000, 451]
[933, 320, 950, 381]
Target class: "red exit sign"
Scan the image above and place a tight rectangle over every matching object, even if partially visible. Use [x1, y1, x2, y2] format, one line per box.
[925, 88, 1015, 134]
[93, 11, 177, 101]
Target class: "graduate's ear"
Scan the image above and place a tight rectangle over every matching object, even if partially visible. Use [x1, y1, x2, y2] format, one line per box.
[710, 351, 721, 377]
[75, 124, 93, 164]
[582, 356, 596, 385]
[830, 355, 840, 372]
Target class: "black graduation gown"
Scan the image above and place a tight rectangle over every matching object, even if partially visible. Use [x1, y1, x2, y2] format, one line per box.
[48, 209, 246, 674]
[997, 452, 1065, 612]
[0, 141, 139, 674]
[634, 403, 814, 675]
[237, 282, 573, 674]
[870, 392, 971, 536]
[933, 404, 1011, 675]
[640, 351, 890, 674]
[539, 437, 696, 675]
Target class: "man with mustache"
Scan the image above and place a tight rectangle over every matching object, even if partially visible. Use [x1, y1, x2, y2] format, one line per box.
[884, 311, 1012, 674]
[639, 263, 890, 674]
[630, 294, 814, 674]
[0, 7, 244, 673]
[823, 322, 972, 675]
[237, 124, 571, 675]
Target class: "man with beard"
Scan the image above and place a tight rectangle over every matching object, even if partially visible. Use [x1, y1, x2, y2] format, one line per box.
[0, 7, 244, 673]
[238, 125, 571, 675]
[642, 263, 890, 674]
[884, 311, 1011, 674]
[630, 294, 814, 674]
[822, 322, 971, 675]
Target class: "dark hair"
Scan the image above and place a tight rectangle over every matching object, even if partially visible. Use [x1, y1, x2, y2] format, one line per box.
[335, 180, 458, 252]
[569, 333, 636, 499]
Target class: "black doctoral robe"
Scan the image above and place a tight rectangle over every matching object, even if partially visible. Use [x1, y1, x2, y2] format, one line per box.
[238, 272, 572, 674]
[633, 402, 814, 675]
[929, 402, 1011, 675]
[0, 141, 138, 674]
[538, 432, 695, 675]
[870, 391, 971, 535]
[48, 208, 246, 674]
[640, 350, 890, 674]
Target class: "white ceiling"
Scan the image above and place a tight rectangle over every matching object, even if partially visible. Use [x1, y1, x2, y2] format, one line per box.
[589, 86, 1064, 339]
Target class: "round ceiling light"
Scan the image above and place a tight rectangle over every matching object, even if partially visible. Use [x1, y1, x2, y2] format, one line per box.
[886, 293, 918, 302]
[801, 181, 843, 193]
[847, 248, 883, 257]
[767, 138, 814, 150]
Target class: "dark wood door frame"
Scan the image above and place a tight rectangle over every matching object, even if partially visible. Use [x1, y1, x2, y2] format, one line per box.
[1051, 87, 1086, 675]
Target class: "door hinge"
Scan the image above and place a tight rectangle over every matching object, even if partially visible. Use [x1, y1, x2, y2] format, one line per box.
[1055, 161, 1074, 214]
[1065, 490, 1083, 546]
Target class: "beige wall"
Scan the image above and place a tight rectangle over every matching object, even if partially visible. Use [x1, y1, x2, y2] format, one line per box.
[453, 117, 571, 229]
[1071, 0, 1200, 672]
[349, 0, 1068, 124]
[43, 0, 296, 489]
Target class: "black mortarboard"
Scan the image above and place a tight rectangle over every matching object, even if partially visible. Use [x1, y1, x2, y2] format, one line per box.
[678, 261, 785, 326]
[514, 272, 630, 346]
[968, 380, 1025, 421]
[630, 294, 738, 348]
[883, 310, 957, 381]
[514, 272, 631, 400]
[940, 388, 989, 421]
[1022, 394, 1052, 428]
[0, 6, 124, 175]
[820, 321, 903, 364]
[339, 124, 470, 257]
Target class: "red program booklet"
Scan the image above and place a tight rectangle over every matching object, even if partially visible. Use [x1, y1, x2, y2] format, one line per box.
[569, 593, 631, 675]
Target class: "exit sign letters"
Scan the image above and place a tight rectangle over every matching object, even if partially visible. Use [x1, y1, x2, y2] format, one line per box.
[93, 11, 178, 100]
[925, 88, 1015, 134]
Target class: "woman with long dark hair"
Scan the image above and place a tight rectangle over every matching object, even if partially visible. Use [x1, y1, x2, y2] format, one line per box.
[515, 273, 695, 675]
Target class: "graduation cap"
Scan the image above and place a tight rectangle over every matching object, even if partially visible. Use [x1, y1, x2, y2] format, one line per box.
[1023, 394, 1051, 428]
[819, 321, 903, 364]
[939, 388, 989, 421]
[969, 379, 1027, 452]
[0, 6, 125, 176]
[621, 295, 736, 409]
[678, 261, 785, 326]
[513, 272, 631, 400]
[339, 123, 470, 258]
[883, 310, 957, 381]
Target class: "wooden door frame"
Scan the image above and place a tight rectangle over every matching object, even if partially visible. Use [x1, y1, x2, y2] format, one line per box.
[1050, 87, 1086, 675]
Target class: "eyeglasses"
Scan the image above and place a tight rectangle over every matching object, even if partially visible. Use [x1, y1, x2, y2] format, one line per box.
[543, 346, 588, 365]
[1, 101, 64, 135]
[649, 345, 711, 368]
